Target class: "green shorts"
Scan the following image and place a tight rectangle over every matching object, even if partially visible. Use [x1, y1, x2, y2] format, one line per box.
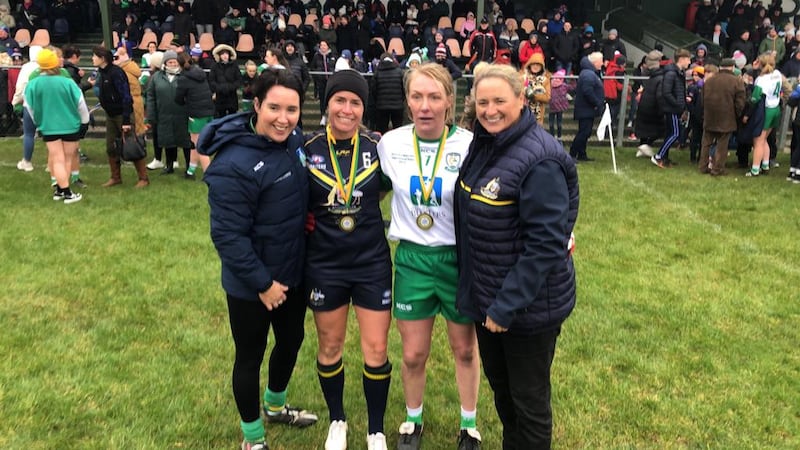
[393, 241, 471, 324]
[763, 106, 781, 130]
[188, 116, 213, 134]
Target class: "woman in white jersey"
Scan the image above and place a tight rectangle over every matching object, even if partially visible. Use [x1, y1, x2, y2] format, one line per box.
[748, 53, 784, 176]
[377, 63, 482, 450]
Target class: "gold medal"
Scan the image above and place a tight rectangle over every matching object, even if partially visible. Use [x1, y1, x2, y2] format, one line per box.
[339, 215, 356, 232]
[416, 212, 434, 230]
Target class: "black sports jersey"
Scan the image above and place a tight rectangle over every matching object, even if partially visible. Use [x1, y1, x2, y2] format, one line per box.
[305, 129, 391, 278]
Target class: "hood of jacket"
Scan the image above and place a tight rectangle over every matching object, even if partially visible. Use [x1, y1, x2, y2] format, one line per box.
[579, 55, 597, 73]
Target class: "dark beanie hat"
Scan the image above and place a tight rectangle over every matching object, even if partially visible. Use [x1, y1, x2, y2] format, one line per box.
[325, 69, 369, 108]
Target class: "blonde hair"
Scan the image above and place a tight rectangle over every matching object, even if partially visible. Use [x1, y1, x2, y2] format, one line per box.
[471, 62, 524, 98]
[404, 62, 456, 124]
[758, 52, 775, 74]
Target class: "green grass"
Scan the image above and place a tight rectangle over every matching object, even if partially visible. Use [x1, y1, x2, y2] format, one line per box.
[1, 138, 799, 449]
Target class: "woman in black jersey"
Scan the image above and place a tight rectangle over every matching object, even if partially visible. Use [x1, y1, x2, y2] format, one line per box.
[304, 69, 393, 450]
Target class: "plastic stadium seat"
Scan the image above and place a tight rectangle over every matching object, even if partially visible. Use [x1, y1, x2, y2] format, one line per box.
[236, 33, 255, 53]
[158, 31, 174, 50]
[387, 37, 405, 57]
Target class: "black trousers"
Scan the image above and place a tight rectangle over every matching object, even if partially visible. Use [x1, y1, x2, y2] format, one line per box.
[476, 325, 561, 450]
[569, 118, 594, 159]
[227, 288, 307, 422]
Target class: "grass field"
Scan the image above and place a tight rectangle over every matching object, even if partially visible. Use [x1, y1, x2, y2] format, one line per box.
[1, 138, 799, 449]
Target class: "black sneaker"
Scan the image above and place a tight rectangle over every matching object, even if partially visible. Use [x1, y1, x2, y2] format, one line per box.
[72, 178, 87, 189]
[786, 172, 795, 182]
[397, 422, 423, 450]
[53, 190, 65, 201]
[184, 171, 196, 180]
[263, 405, 318, 427]
[64, 192, 83, 204]
[457, 428, 482, 450]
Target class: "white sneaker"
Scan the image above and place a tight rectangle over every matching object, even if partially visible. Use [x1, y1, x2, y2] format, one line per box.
[636, 144, 654, 158]
[146, 158, 165, 170]
[173, 161, 180, 169]
[367, 432, 387, 450]
[325, 420, 347, 450]
[17, 159, 34, 172]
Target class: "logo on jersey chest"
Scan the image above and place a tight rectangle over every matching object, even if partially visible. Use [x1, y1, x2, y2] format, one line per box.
[309, 154, 327, 170]
[444, 152, 461, 172]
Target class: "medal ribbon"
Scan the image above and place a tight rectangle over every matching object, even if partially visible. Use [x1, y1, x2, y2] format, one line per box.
[326, 125, 360, 207]
[412, 127, 447, 206]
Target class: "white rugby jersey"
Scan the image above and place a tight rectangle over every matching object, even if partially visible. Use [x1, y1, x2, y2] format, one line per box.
[377, 124, 473, 246]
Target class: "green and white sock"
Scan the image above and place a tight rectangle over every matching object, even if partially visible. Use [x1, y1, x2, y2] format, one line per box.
[240, 418, 265, 443]
[264, 388, 286, 416]
[406, 404, 423, 424]
[70, 171, 80, 183]
[460, 406, 476, 429]
[187, 163, 198, 175]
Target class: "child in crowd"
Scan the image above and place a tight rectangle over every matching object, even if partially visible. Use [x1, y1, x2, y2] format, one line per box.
[522, 52, 551, 124]
[549, 68, 570, 143]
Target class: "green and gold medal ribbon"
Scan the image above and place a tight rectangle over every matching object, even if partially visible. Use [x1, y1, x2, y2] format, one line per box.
[412, 126, 447, 206]
[326, 125, 360, 207]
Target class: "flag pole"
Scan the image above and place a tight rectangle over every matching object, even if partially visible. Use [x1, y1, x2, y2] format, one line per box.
[608, 119, 618, 174]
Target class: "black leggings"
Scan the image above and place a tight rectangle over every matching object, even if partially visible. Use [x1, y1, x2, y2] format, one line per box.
[227, 288, 307, 422]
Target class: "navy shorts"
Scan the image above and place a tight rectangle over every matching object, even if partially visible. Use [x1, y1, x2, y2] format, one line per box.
[305, 273, 393, 312]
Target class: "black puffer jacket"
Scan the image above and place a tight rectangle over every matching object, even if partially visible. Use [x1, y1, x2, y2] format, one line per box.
[660, 63, 687, 114]
[209, 60, 241, 111]
[635, 67, 665, 140]
[175, 64, 215, 118]
[286, 50, 311, 92]
[372, 59, 405, 111]
[455, 107, 579, 334]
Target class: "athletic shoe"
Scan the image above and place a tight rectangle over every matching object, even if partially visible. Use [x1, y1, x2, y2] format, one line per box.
[241, 439, 269, 450]
[184, 171, 196, 180]
[786, 172, 794, 181]
[72, 178, 87, 189]
[146, 158, 165, 170]
[173, 161, 180, 169]
[770, 160, 780, 168]
[650, 155, 666, 168]
[17, 159, 34, 172]
[397, 422, 423, 450]
[53, 190, 64, 201]
[64, 192, 82, 204]
[745, 170, 759, 177]
[794, 176, 800, 184]
[264, 405, 318, 427]
[367, 432, 387, 450]
[457, 428, 482, 450]
[324, 420, 347, 450]
[636, 144, 654, 158]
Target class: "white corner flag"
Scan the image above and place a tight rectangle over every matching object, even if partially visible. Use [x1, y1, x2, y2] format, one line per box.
[595, 103, 618, 174]
[596, 103, 612, 140]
